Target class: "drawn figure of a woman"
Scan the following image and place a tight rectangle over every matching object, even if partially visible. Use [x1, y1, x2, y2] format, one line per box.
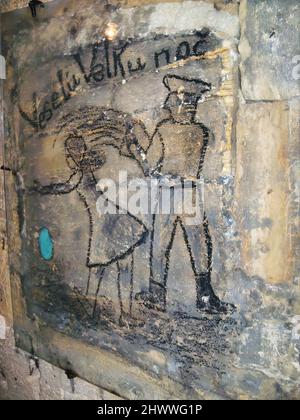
[32, 106, 149, 325]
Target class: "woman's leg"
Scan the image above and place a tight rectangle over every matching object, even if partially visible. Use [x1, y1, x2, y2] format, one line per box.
[117, 254, 134, 322]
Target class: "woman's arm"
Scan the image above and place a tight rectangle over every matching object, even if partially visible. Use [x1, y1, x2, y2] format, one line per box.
[30, 171, 83, 195]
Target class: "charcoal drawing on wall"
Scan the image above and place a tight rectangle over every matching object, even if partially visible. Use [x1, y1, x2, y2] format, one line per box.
[2, 0, 241, 394]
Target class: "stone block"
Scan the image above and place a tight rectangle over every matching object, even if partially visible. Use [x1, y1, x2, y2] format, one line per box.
[240, 0, 300, 100]
[236, 102, 292, 283]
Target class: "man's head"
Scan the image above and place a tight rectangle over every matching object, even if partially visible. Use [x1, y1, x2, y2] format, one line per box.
[163, 75, 211, 122]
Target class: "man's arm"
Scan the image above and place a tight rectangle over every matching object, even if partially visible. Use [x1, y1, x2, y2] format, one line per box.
[197, 123, 213, 179]
[125, 121, 151, 175]
[145, 128, 164, 175]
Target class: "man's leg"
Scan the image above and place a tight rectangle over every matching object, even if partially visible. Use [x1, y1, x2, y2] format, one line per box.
[180, 214, 235, 314]
[92, 266, 105, 319]
[149, 213, 179, 310]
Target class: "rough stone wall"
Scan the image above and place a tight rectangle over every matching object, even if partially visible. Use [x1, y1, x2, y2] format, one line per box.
[0, 0, 299, 400]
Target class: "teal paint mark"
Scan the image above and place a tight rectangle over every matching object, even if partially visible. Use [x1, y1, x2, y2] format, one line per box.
[39, 227, 54, 261]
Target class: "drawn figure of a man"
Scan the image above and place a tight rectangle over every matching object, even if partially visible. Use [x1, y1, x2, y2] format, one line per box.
[32, 107, 149, 325]
[141, 74, 235, 314]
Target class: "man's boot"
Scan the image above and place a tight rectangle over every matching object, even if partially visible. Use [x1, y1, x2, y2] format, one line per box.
[196, 272, 235, 314]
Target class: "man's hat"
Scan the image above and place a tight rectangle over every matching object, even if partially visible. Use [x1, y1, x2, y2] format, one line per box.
[163, 74, 211, 97]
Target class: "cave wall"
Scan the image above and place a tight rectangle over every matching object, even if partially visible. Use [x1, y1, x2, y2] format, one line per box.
[0, 0, 299, 400]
